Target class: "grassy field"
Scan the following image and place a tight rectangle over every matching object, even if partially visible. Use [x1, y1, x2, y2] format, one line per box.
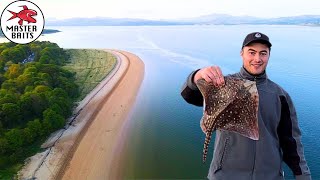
[64, 49, 117, 101]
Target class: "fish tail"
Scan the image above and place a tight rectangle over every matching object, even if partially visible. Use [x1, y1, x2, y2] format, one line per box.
[202, 130, 213, 163]
[7, 10, 17, 21]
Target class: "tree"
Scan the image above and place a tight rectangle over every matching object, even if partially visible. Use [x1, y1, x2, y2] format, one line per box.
[19, 93, 34, 120]
[0, 137, 8, 154]
[0, 121, 4, 135]
[43, 108, 65, 130]
[0, 91, 18, 104]
[23, 127, 34, 144]
[33, 85, 51, 93]
[0, 49, 13, 63]
[0, 103, 21, 128]
[37, 72, 50, 86]
[26, 119, 42, 137]
[19, 92, 48, 120]
[56, 76, 79, 98]
[48, 88, 73, 117]
[42, 117, 52, 135]
[0, 41, 80, 172]
[39, 54, 52, 64]
[36, 63, 60, 87]
[4, 64, 23, 79]
[0, 45, 7, 54]
[0, 61, 5, 74]
[23, 66, 37, 74]
[1, 79, 17, 92]
[16, 73, 34, 93]
[24, 85, 34, 93]
[0, 47, 25, 64]
[5, 128, 24, 152]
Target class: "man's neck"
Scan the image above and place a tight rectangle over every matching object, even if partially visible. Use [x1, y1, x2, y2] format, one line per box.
[243, 66, 266, 77]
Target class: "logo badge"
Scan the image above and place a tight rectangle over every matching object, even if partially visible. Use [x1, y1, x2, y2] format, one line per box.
[1, 0, 45, 44]
[255, 33, 261, 38]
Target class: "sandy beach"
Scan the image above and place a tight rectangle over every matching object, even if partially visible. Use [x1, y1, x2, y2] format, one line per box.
[18, 50, 144, 179]
[60, 50, 144, 179]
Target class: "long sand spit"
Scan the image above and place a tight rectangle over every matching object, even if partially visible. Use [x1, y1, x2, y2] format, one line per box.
[18, 50, 145, 180]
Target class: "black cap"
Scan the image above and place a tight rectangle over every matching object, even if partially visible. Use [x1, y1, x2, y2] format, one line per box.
[242, 32, 272, 48]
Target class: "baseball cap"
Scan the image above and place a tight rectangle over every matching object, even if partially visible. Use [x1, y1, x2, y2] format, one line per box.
[242, 32, 272, 48]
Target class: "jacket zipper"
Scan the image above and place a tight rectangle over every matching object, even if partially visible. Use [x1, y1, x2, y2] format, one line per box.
[252, 75, 257, 179]
[219, 137, 229, 169]
[251, 142, 257, 180]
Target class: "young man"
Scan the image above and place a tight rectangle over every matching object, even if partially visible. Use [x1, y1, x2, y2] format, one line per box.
[181, 32, 311, 180]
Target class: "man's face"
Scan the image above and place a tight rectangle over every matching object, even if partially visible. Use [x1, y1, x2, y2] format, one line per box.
[241, 43, 270, 75]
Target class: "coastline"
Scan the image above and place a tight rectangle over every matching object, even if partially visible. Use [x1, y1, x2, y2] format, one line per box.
[18, 50, 145, 179]
[60, 50, 145, 179]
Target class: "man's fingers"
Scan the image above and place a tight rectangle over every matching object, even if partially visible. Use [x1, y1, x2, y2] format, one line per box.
[205, 71, 215, 82]
[203, 74, 212, 83]
[209, 66, 223, 86]
[210, 66, 224, 86]
[214, 66, 222, 76]
[197, 66, 224, 87]
[202, 68, 215, 83]
[215, 66, 225, 85]
[206, 73, 220, 86]
[209, 66, 219, 78]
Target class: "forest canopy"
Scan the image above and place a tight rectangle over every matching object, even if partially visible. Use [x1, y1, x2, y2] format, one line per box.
[0, 41, 79, 172]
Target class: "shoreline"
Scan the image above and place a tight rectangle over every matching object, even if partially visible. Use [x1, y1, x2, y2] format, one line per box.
[18, 50, 145, 180]
[60, 50, 144, 179]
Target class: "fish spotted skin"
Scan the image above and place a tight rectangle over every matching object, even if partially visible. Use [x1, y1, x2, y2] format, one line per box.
[196, 77, 259, 163]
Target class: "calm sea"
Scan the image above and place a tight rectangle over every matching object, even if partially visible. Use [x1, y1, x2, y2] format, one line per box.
[1, 25, 319, 179]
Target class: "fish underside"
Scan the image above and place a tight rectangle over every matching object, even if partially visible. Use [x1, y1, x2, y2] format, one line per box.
[196, 77, 259, 163]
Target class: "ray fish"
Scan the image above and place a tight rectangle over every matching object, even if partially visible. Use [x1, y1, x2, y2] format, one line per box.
[196, 76, 259, 163]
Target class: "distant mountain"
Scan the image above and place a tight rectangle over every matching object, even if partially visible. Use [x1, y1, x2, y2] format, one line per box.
[177, 14, 264, 25]
[179, 14, 320, 25]
[0, 29, 60, 37]
[46, 14, 320, 26]
[46, 17, 190, 26]
[258, 15, 320, 25]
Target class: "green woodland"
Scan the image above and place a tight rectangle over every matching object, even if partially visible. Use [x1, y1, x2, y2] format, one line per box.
[0, 42, 117, 179]
[0, 41, 77, 179]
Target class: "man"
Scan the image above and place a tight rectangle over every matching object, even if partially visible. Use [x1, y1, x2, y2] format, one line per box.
[181, 32, 311, 180]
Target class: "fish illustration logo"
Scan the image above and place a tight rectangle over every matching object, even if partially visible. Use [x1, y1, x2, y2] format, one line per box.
[7, 5, 37, 26]
[1, 0, 45, 44]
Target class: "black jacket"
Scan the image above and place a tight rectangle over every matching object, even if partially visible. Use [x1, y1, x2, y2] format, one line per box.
[181, 67, 311, 180]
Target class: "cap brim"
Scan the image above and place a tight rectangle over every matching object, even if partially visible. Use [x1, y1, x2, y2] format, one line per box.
[243, 40, 272, 48]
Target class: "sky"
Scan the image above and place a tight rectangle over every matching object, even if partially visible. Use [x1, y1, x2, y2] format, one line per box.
[1, 0, 320, 20]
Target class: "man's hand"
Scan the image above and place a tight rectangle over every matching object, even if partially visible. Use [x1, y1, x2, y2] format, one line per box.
[194, 66, 225, 87]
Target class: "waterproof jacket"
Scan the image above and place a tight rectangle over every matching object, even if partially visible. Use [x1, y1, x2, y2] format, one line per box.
[181, 67, 311, 180]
